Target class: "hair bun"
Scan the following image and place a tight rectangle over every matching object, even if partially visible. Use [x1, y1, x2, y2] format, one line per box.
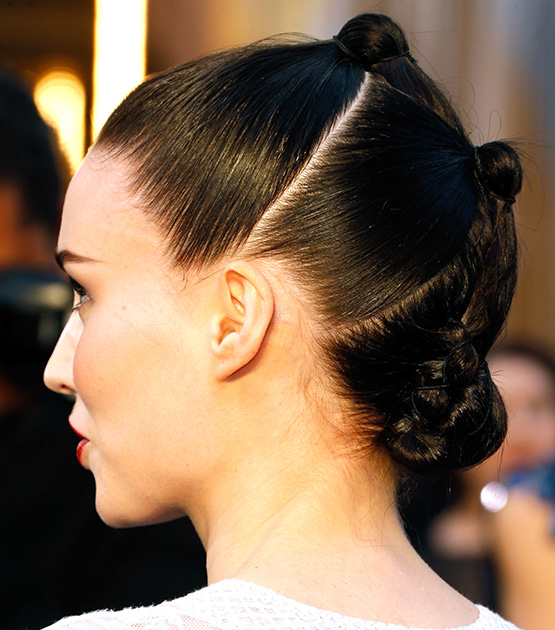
[376, 319, 505, 473]
[335, 13, 411, 70]
[474, 141, 523, 205]
[391, 366, 502, 473]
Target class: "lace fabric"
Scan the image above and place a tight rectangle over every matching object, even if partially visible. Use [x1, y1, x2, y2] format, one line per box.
[44, 611, 222, 630]
[44, 579, 522, 630]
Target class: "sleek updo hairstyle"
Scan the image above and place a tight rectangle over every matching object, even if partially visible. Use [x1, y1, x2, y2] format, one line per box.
[96, 14, 522, 475]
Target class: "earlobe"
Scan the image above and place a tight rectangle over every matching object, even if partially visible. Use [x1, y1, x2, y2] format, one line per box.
[212, 261, 274, 380]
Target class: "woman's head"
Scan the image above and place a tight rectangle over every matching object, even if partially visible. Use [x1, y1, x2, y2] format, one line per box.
[46, 13, 523, 517]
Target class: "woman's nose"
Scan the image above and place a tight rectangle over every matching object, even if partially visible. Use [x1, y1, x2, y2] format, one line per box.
[44, 314, 80, 395]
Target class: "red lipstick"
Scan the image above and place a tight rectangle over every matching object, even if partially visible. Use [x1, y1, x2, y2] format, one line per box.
[76, 438, 90, 465]
[69, 419, 89, 466]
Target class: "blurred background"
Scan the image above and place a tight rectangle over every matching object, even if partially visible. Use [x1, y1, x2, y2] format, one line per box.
[0, 1, 553, 629]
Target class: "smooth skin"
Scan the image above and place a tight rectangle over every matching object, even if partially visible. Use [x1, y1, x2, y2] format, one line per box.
[45, 150, 477, 628]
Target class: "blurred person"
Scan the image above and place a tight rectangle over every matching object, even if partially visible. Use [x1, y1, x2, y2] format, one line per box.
[42, 13, 522, 630]
[492, 462, 555, 630]
[424, 343, 555, 627]
[0, 66, 69, 403]
[0, 68, 206, 630]
[491, 347, 555, 630]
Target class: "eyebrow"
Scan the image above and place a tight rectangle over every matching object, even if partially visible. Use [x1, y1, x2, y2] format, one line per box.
[55, 249, 99, 271]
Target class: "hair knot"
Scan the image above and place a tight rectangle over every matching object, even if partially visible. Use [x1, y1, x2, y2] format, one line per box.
[332, 35, 416, 70]
[473, 143, 521, 208]
[332, 35, 358, 61]
[409, 320, 481, 428]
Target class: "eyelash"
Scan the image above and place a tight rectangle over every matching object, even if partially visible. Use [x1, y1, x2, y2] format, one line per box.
[69, 277, 90, 312]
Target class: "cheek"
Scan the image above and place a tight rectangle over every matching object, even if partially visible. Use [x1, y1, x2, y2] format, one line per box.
[72, 304, 205, 425]
[73, 319, 115, 400]
[72, 309, 151, 413]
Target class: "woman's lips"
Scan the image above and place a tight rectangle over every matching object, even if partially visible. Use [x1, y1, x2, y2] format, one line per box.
[76, 438, 90, 466]
[69, 418, 90, 466]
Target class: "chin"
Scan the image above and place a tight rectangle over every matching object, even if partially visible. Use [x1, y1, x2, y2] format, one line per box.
[95, 494, 185, 529]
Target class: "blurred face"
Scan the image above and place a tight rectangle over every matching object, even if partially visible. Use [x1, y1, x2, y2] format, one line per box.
[0, 182, 55, 269]
[44, 151, 221, 527]
[491, 353, 555, 476]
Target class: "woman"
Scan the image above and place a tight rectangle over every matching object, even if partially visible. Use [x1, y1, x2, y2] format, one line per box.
[43, 13, 523, 630]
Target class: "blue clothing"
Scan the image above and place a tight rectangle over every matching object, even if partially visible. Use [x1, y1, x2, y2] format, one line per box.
[507, 459, 555, 535]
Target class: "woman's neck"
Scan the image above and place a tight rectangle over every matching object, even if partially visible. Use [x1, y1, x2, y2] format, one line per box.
[198, 460, 473, 626]
[190, 441, 476, 628]
[202, 451, 400, 585]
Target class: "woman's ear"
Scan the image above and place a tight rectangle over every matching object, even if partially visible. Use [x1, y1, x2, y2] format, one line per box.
[212, 261, 274, 380]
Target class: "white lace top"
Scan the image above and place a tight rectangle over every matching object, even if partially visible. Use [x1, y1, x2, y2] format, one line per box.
[44, 579, 522, 630]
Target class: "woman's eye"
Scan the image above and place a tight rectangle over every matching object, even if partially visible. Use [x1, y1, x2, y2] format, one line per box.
[69, 278, 90, 312]
[72, 292, 89, 312]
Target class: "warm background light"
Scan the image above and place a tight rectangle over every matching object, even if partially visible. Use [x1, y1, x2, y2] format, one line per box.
[92, 0, 147, 137]
[34, 69, 86, 174]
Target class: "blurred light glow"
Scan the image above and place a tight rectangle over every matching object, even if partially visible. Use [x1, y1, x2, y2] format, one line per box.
[93, 0, 147, 138]
[34, 69, 86, 173]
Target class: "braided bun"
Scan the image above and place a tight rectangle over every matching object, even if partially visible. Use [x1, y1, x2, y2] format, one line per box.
[379, 321, 505, 473]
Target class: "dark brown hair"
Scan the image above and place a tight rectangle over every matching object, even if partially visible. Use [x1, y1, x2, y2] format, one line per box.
[96, 14, 523, 474]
